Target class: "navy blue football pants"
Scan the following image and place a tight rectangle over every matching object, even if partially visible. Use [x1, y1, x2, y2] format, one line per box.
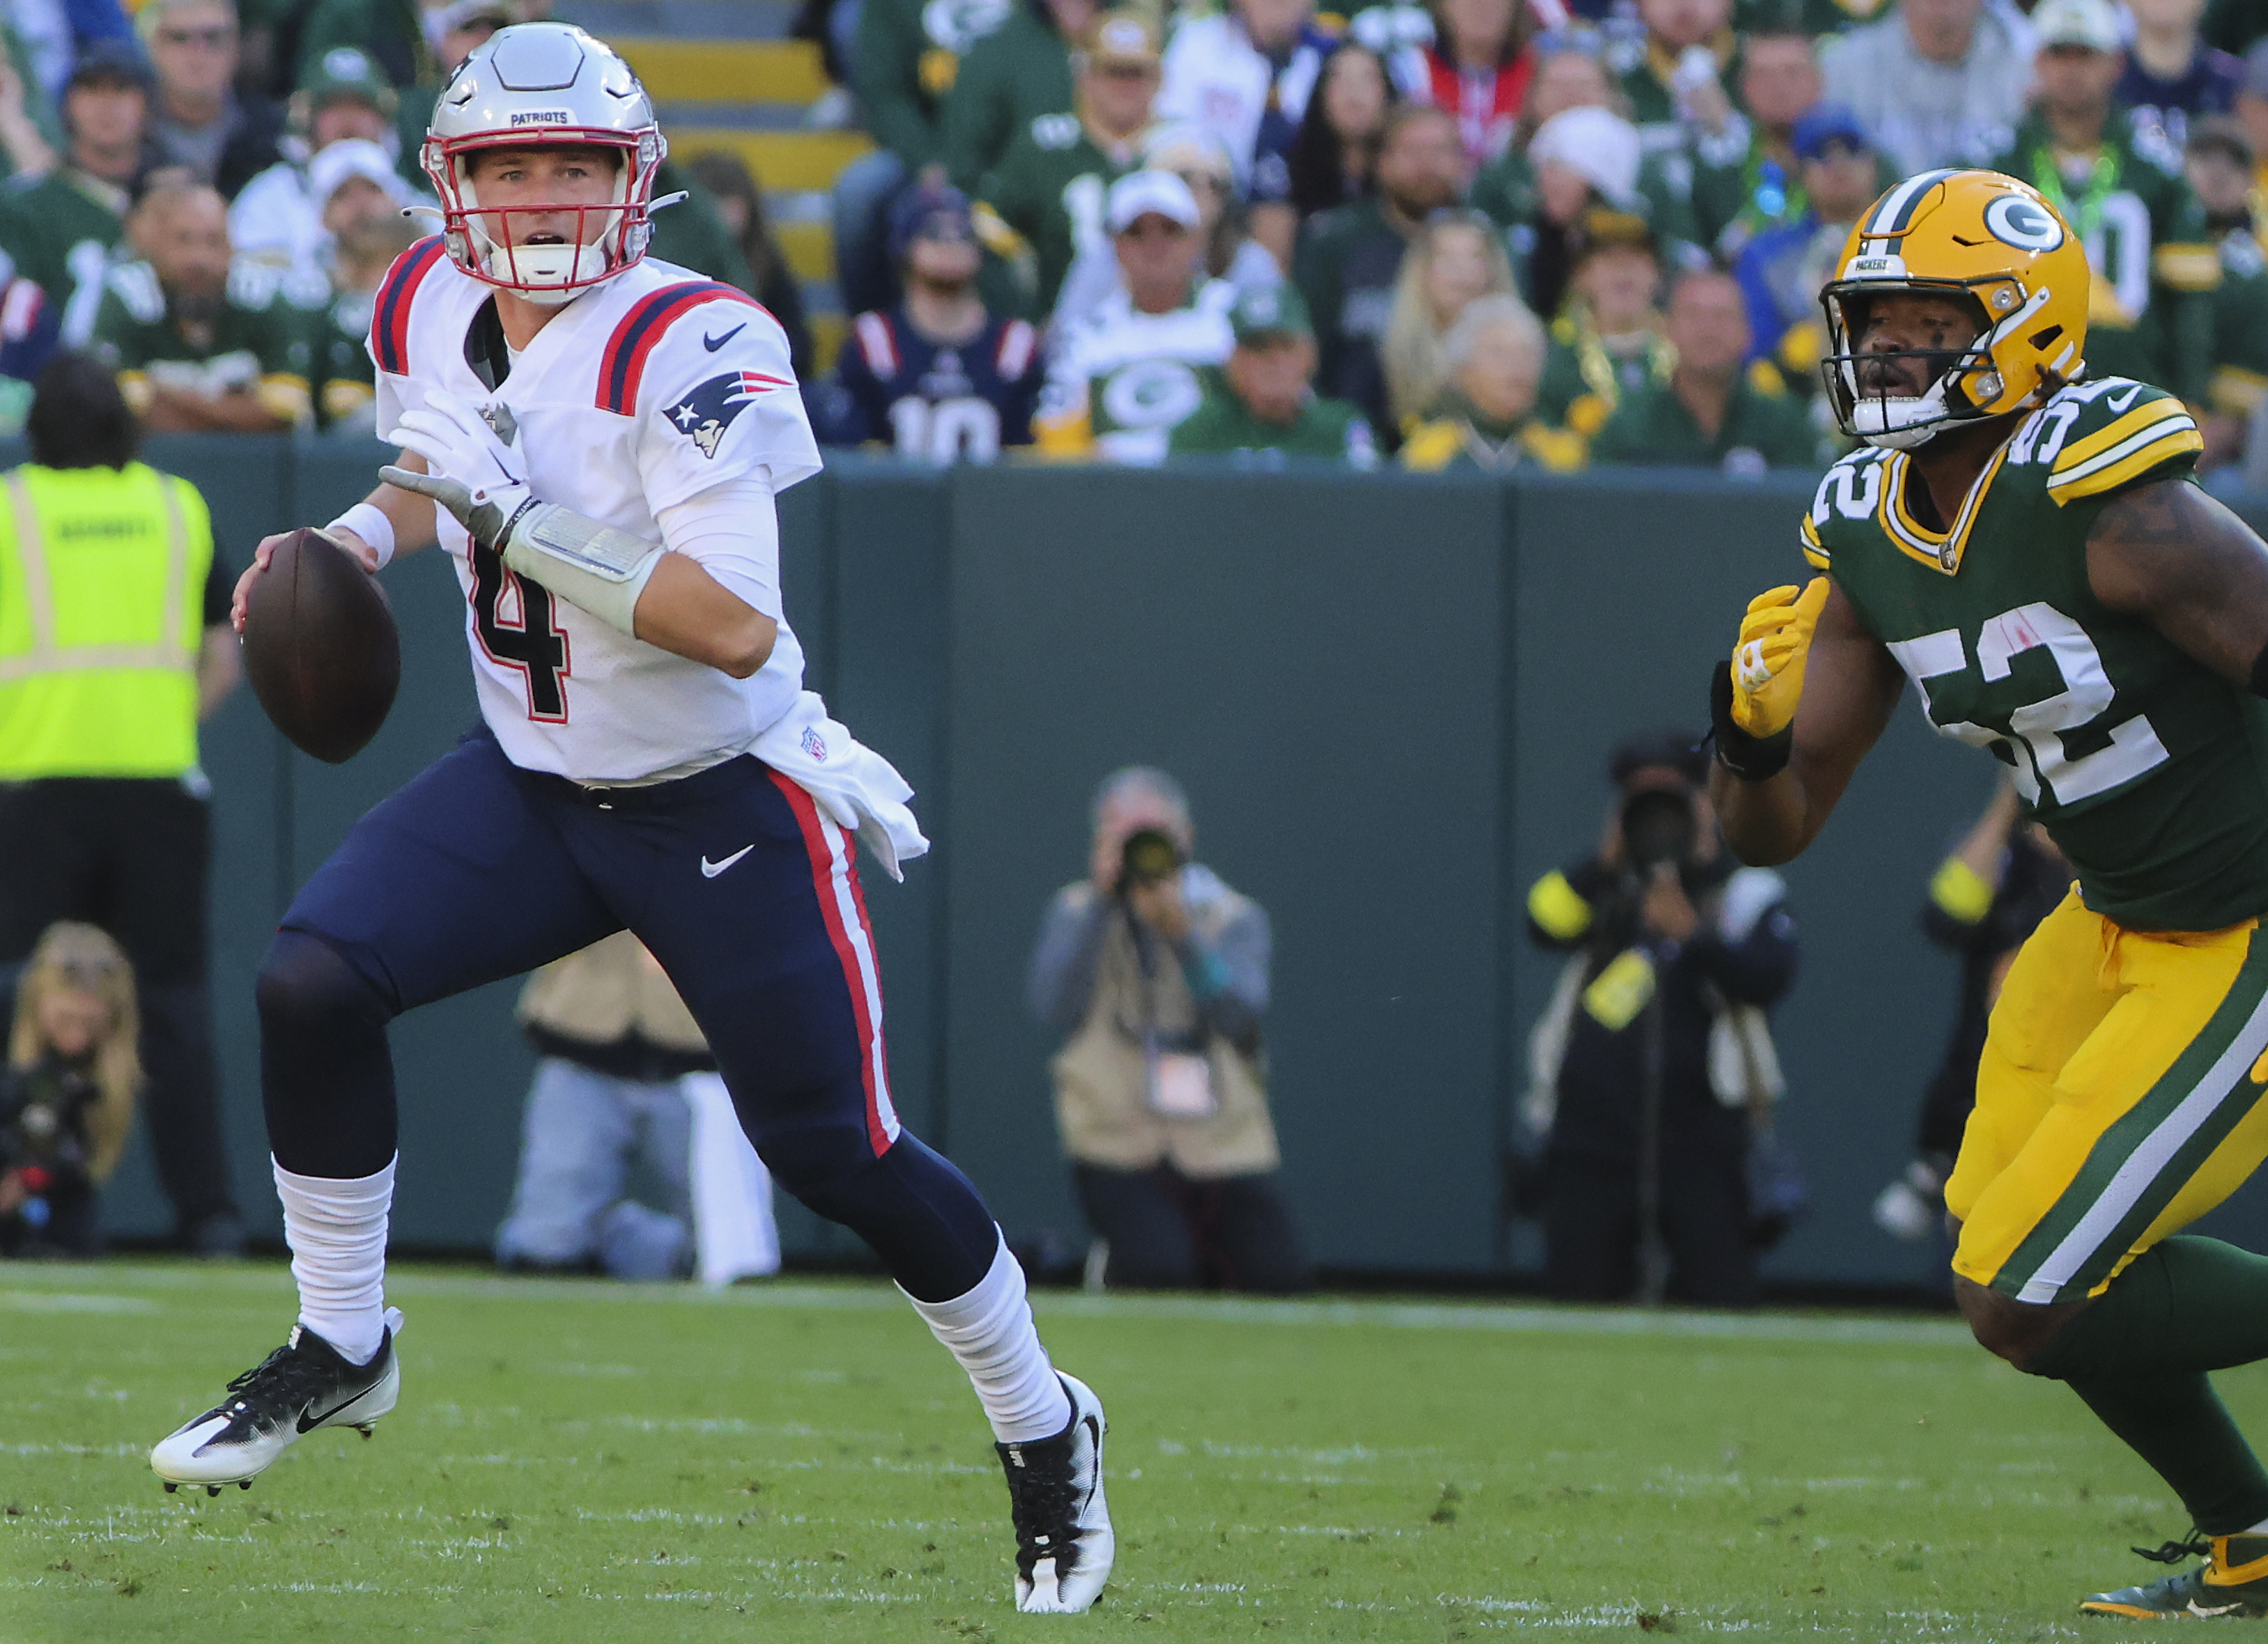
[259, 726, 996, 1301]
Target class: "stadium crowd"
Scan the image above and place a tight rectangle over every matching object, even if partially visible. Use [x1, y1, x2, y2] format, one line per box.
[0, 0, 2245, 474]
[814, 0, 2268, 474]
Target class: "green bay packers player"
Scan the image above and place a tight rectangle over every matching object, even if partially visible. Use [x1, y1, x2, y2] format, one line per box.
[1711, 167, 2268, 1618]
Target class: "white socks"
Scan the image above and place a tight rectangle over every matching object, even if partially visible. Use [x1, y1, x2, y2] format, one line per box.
[905, 1233, 1073, 1444]
[272, 1154, 396, 1365]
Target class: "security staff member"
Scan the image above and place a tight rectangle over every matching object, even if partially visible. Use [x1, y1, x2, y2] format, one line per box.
[0, 350, 242, 1253]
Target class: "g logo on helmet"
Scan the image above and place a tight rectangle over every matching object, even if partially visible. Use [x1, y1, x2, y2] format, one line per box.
[1983, 194, 2065, 253]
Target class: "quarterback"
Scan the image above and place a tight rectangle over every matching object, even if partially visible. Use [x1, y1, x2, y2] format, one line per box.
[1713, 167, 2268, 1617]
[145, 24, 1113, 1614]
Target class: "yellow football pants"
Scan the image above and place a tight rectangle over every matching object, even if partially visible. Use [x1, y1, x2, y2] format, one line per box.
[1948, 890, 2268, 1304]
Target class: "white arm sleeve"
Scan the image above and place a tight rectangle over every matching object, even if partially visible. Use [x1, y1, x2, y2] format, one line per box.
[657, 472, 783, 622]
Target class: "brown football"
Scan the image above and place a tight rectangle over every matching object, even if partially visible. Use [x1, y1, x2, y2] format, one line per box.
[241, 528, 401, 764]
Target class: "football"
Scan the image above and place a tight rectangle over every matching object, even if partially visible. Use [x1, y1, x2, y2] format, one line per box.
[240, 527, 401, 764]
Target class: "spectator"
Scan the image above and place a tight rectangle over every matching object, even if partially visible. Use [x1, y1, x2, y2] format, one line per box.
[1614, 0, 1743, 157]
[0, 352, 243, 1256]
[496, 933, 780, 1285]
[12, 0, 132, 107]
[1536, 210, 1669, 436]
[1590, 265, 1822, 470]
[1169, 282, 1376, 464]
[834, 0, 1011, 316]
[231, 134, 412, 293]
[1380, 206, 1518, 429]
[1027, 766, 1311, 1295]
[1733, 104, 1879, 395]
[971, 8, 1159, 319]
[380, 0, 530, 192]
[1385, 0, 1542, 177]
[0, 42, 56, 187]
[0, 42, 151, 346]
[1693, 26, 1826, 258]
[228, 47, 405, 286]
[1522, 732, 1797, 1306]
[643, 157, 763, 293]
[1155, 0, 1339, 266]
[1819, 0, 2032, 176]
[1055, 122, 1282, 330]
[1295, 104, 1465, 447]
[942, 0, 1097, 194]
[2120, 0, 2243, 151]
[1286, 41, 1396, 218]
[2183, 119, 2268, 466]
[819, 182, 1044, 459]
[141, 0, 283, 199]
[1509, 103, 1644, 320]
[1034, 169, 1235, 462]
[310, 208, 417, 431]
[1401, 290, 1585, 467]
[0, 923, 139, 1259]
[2243, 42, 2268, 176]
[93, 179, 313, 431]
[1990, 0, 2220, 403]
[685, 150, 815, 379]
[1872, 779, 2067, 1248]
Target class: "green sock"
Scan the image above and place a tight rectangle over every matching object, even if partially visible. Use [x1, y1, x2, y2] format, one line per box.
[2027, 1237, 2268, 1533]
[2032, 1236, 2268, 1377]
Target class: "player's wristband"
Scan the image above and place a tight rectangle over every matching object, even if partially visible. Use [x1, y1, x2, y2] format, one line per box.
[495, 499, 665, 637]
[1708, 658, 1792, 783]
[327, 502, 395, 570]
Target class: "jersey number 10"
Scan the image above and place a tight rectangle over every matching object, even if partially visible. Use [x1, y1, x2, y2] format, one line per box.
[470, 541, 570, 722]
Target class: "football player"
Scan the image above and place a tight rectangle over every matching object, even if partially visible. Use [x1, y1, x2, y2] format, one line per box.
[1711, 167, 2268, 1618]
[146, 24, 1111, 1615]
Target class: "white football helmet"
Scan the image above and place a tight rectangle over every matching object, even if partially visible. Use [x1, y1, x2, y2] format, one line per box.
[422, 22, 666, 304]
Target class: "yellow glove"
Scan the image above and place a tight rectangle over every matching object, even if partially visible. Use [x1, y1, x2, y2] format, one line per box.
[1729, 577, 1830, 739]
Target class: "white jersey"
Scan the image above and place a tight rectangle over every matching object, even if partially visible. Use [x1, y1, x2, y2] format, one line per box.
[1037, 279, 1235, 465]
[370, 241, 823, 783]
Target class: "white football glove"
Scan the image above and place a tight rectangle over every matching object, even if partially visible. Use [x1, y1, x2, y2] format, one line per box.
[382, 389, 530, 552]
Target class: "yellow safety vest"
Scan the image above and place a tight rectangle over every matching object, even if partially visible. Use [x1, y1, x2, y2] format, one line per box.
[0, 462, 213, 780]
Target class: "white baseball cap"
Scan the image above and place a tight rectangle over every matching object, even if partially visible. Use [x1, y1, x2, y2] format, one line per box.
[2032, 0, 2120, 52]
[1527, 107, 1643, 208]
[1106, 169, 1201, 234]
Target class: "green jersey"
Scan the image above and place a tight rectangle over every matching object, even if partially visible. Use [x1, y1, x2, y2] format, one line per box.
[1988, 116, 2221, 401]
[0, 167, 126, 347]
[1536, 316, 1674, 438]
[1804, 378, 2268, 931]
[93, 258, 315, 424]
[975, 112, 1138, 317]
[2204, 226, 2268, 419]
[1168, 375, 1375, 465]
[311, 286, 376, 433]
[1589, 368, 1823, 471]
[940, 4, 1076, 192]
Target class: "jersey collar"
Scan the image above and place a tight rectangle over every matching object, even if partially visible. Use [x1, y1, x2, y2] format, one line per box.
[1878, 439, 2015, 575]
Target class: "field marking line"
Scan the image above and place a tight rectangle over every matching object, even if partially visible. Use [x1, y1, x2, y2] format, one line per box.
[0, 1263, 1977, 1347]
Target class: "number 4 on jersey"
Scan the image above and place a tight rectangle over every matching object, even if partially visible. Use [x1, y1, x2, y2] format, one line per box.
[469, 539, 570, 721]
[1888, 602, 2169, 806]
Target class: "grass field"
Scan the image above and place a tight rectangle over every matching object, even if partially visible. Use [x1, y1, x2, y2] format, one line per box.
[1, 1262, 2257, 1642]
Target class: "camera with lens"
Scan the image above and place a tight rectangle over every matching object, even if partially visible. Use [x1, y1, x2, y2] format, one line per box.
[1619, 785, 1698, 874]
[1116, 827, 1185, 897]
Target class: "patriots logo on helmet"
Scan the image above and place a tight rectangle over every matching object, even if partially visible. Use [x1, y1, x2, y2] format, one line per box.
[665, 369, 791, 458]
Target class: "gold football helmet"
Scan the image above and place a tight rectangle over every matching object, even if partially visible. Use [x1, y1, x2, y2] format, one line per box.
[1819, 169, 2092, 449]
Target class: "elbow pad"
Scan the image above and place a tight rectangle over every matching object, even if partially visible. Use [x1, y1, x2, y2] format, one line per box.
[495, 500, 665, 637]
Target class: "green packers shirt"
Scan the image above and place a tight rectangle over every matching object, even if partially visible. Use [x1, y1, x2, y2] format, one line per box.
[0, 168, 125, 347]
[1804, 379, 2268, 931]
[93, 258, 315, 426]
[1033, 279, 1236, 463]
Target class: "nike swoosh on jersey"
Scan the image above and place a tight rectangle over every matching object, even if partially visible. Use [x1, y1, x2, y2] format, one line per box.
[701, 844, 755, 878]
[703, 324, 747, 352]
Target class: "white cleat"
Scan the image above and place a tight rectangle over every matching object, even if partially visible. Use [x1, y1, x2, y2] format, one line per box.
[150, 1309, 403, 1494]
[997, 1372, 1113, 1613]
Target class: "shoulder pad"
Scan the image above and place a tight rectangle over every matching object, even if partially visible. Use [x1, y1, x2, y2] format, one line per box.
[370, 235, 448, 376]
[107, 261, 164, 324]
[1031, 113, 1081, 150]
[599, 279, 773, 415]
[2008, 378, 2202, 504]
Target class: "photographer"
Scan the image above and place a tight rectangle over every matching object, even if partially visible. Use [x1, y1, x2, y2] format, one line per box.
[1, 922, 140, 1258]
[1523, 732, 1798, 1307]
[1027, 766, 1310, 1293]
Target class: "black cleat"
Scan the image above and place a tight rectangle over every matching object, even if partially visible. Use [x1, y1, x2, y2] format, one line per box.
[151, 1308, 403, 1491]
[997, 1372, 1113, 1613]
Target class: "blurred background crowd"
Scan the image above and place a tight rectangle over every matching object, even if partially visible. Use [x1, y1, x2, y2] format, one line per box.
[0, 0, 2250, 472]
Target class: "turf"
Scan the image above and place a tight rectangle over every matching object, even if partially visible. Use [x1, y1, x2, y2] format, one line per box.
[1, 1264, 2257, 1642]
